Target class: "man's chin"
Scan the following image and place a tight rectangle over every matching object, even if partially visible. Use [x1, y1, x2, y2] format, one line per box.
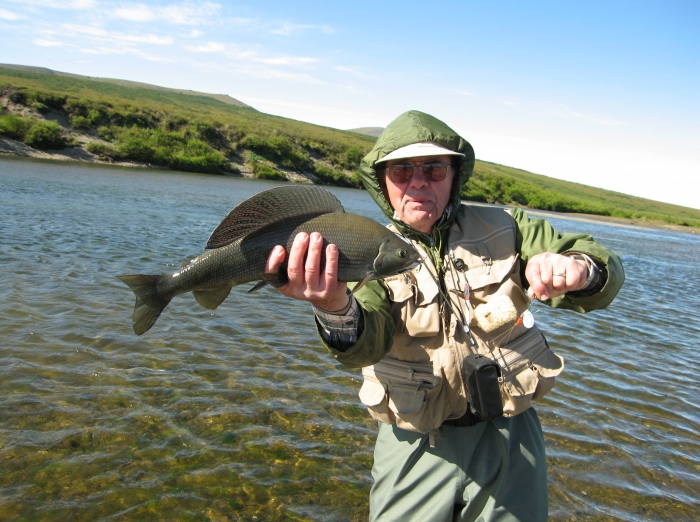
[402, 210, 437, 229]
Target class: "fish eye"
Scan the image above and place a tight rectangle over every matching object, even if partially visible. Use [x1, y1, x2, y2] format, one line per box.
[398, 249, 407, 258]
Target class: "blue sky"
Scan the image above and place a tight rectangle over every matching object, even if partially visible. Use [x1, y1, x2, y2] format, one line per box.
[1, 0, 698, 209]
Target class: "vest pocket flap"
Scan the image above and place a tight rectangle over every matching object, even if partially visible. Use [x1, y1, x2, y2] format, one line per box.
[493, 327, 548, 375]
[384, 266, 440, 305]
[503, 366, 538, 402]
[358, 373, 387, 408]
[531, 349, 564, 379]
[371, 357, 438, 385]
[465, 256, 518, 291]
[383, 275, 413, 303]
[388, 382, 426, 415]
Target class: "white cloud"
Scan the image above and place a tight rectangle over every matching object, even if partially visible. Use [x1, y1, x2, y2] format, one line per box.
[15, 0, 96, 9]
[335, 66, 370, 79]
[119, 34, 173, 45]
[187, 41, 225, 52]
[564, 109, 625, 127]
[60, 23, 172, 45]
[0, 8, 21, 20]
[195, 44, 318, 68]
[63, 23, 107, 36]
[113, 5, 156, 22]
[231, 65, 324, 84]
[34, 38, 63, 47]
[270, 22, 333, 35]
[258, 56, 316, 66]
[113, 2, 221, 25]
[78, 45, 172, 63]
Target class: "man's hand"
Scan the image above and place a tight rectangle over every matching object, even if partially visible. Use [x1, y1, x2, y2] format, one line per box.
[266, 231, 350, 312]
[525, 253, 588, 301]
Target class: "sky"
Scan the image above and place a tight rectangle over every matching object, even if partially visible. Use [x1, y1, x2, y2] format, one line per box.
[1, 0, 698, 209]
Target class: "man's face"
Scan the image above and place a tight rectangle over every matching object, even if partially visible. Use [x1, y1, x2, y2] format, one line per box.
[384, 155, 455, 233]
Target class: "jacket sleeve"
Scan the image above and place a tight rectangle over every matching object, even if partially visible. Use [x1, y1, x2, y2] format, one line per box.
[508, 208, 625, 313]
[318, 280, 395, 368]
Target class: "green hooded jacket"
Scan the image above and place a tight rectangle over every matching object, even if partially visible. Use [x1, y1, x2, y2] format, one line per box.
[321, 110, 624, 368]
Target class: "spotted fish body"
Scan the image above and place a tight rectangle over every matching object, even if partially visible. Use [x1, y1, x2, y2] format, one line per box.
[118, 186, 421, 335]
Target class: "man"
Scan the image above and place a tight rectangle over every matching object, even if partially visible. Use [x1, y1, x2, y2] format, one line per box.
[267, 111, 624, 521]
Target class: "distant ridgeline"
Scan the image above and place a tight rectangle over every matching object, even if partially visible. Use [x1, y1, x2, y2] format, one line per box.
[1, 65, 698, 228]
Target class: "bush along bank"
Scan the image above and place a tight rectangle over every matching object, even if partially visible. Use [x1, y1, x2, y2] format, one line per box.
[0, 84, 368, 183]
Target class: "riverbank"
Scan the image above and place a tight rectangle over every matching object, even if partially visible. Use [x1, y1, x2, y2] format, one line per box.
[0, 135, 318, 184]
[1, 150, 697, 236]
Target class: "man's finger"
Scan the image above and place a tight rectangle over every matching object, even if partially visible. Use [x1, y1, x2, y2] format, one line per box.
[266, 245, 286, 273]
[525, 261, 547, 300]
[305, 232, 324, 287]
[287, 232, 309, 285]
[324, 243, 340, 290]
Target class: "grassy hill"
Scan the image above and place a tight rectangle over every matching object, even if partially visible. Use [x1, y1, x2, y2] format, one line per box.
[1, 65, 698, 229]
[0, 64, 252, 108]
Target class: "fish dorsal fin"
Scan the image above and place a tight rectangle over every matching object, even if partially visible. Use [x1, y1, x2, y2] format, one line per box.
[205, 186, 345, 249]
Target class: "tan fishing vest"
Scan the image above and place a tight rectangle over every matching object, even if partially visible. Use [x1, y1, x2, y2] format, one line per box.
[359, 204, 564, 434]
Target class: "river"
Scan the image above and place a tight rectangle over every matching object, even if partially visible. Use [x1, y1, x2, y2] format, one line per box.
[0, 157, 698, 521]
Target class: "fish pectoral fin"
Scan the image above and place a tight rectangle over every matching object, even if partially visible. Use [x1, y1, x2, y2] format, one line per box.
[350, 274, 373, 295]
[192, 285, 233, 310]
[248, 280, 268, 293]
[261, 271, 289, 289]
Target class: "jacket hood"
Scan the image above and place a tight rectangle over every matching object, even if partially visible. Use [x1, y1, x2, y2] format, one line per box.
[359, 110, 475, 241]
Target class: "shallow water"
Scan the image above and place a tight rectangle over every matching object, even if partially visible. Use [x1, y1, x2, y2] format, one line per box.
[0, 157, 698, 521]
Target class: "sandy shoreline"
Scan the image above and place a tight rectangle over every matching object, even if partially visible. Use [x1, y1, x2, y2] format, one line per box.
[1, 137, 697, 236]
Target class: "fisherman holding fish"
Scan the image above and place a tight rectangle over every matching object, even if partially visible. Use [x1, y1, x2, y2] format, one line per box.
[266, 111, 624, 521]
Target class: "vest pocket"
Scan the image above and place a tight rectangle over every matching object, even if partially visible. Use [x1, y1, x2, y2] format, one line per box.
[359, 358, 444, 433]
[384, 268, 441, 337]
[492, 328, 564, 416]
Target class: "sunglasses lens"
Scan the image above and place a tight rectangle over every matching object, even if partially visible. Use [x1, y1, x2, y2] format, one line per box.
[387, 165, 413, 183]
[423, 164, 448, 182]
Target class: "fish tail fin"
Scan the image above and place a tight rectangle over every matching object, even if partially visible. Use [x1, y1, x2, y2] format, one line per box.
[116, 274, 171, 335]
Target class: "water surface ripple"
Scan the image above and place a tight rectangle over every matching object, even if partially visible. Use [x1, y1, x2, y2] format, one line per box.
[0, 158, 698, 521]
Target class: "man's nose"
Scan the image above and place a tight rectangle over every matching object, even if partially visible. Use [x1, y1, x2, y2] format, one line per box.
[409, 166, 430, 187]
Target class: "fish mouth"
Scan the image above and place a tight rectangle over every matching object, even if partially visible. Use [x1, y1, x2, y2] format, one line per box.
[397, 258, 422, 273]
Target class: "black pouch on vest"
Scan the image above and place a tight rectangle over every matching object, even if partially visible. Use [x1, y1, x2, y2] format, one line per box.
[463, 354, 504, 422]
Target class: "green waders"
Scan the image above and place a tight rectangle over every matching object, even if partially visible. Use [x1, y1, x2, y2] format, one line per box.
[369, 408, 548, 522]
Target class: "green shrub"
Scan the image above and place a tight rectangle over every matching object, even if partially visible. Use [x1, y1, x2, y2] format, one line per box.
[97, 125, 116, 141]
[31, 102, 50, 114]
[0, 114, 32, 140]
[241, 133, 310, 170]
[314, 164, 356, 187]
[253, 162, 287, 181]
[341, 145, 365, 169]
[86, 141, 119, 159]
[350, 170, 364, 188]
[26, 90, 66, 110]
[69, 115, 91, 129]
[8, 90, 26, 105]
[193, 120, 228, 149]
[24, 120, 67, 150]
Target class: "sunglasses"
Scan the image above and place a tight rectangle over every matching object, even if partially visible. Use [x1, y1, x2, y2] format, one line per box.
[385, 162, 452, 184]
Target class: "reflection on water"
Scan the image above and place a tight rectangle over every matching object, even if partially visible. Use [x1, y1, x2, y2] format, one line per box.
[0, 157, 698, 521]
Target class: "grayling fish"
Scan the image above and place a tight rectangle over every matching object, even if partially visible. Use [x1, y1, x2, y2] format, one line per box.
[118, 185, 421, 335]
